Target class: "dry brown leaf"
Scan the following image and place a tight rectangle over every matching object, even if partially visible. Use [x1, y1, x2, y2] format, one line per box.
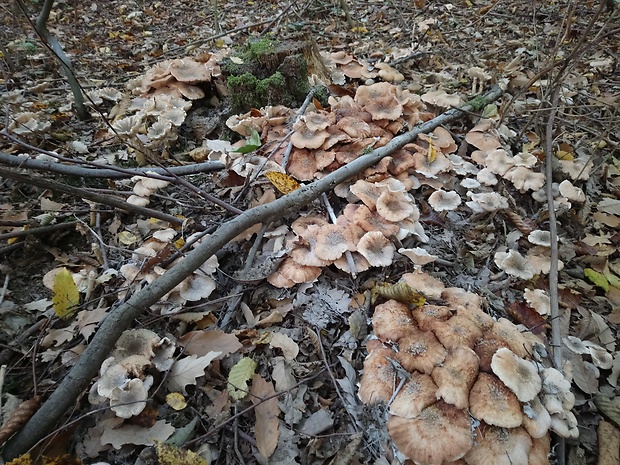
[597, 420, 620, 465]
[251, 374, 280, 458]
[178, 329, 242, 358]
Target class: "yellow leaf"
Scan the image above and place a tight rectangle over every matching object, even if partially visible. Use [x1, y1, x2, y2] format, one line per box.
[52, 268, 79, 319]
[427, 140, 437, 163]
[155, 442, 209, 465]
[174, 237, 185, 249]
[118, 230, 137, 245]
[264, 171, 301, 194]
[555, 150, 574, 161]
[227, 357, 257, 401]
[372, 282, 426, 307]
[166, 392, 187, 410]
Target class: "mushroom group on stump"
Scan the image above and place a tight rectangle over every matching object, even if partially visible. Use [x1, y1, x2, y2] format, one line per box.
[359, 272, 577, 465]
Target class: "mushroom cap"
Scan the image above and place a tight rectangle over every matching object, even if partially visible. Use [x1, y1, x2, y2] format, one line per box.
[287, 149, 318, 181]
[398, 247, 438, 266]
[485, 318, 531, 358]
[411, 305, 452, 331]
[469, 373, 523, 428]
[303, 111, 335, 131]
[465, 130, 502, 152]
[528, 435, 552, 465]
[290, 120, 329, 149]
[350, 179, 383, 208]
[168, 58, 212, 83]
[432, 347, 480, 409]
[388, 401, 473, 465]
[114, 329, 161, 360]
[336, 116, 372, 138]
[494, 249, 535, 280]
[430, 315, 483, 350]
[396, 328, 448, 374]
[350, 204, 400, 236]
[428, 190, 461, 211]
[376, 190, 415, 222]
[110, 378, 149, 418]
[357, 231, 395, 267]
[314, 223, 356, 261]
[441, 287, 483, 313]
[549, 411, 579, 438]
[277, 257, 322, 284]
[455, 306, 495, 332]
[522, 396, 552, 438]
[358, 347, 397, 404]
[474, 338, 510, 373]
[491, 348, 542, 402]
[372, 299, 416, 342]
[464, 424, 532, 465]
[389, 372, 438, 418]
[504, 166, 546, 192]
[401, 271, 446, 299]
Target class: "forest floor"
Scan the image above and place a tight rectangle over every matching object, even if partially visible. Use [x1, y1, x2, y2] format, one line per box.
[0, 0, 619, 464]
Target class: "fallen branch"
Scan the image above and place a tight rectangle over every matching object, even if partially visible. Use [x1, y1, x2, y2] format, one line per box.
[0, 168, 189, 228]
[0, 152, 225, 179]
[1, 85, 504, 460]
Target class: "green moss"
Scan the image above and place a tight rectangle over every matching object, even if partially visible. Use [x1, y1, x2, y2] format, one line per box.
[227, 71, 290, 111]
[244, 38, 274, 60]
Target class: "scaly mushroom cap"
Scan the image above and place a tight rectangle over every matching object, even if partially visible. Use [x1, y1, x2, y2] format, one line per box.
[474, 338, 511, 373]
[389, 372, 438, 418]
[431, 315, 483, 350]
[388, 401, 473, 465]
[485, 318, 531, 358]
[396, 328, 448, 374]
[411, 305, 452, 332]
[491, 348, 542, 402]
[464, 424, 532, 465]
[432, 347, 480, 409]
[469, 373, 523, 428]
[357, 231, 395, 267]
[372, 299, 415, 342]
[314, 223, 356, 261]
[522, 396, 552, 438]
[358, 347, 397, 404]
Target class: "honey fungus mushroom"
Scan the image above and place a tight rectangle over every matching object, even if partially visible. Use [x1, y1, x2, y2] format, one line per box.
[359, 276, 577, 464]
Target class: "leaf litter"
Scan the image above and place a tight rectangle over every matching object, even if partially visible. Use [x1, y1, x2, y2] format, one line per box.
[0, 0, 619, 464]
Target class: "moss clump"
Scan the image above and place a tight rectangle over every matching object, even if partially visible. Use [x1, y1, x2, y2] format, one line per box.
[243, 38, 275, 61]
[227, 71, 291, 111]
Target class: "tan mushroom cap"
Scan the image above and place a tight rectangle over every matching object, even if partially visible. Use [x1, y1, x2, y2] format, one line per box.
[291, 119, 329, 149]
[441, 287, 483, 312]
[411, 305, 452, 331]
[358, 347, 397, 404]
[428, 190, 461, 212]
[465, 130, 502, 152]
[396, 328, 448, 374]
[455, 306, 495, 332]
[388, 401, 473, 465]
[110, 378, 149, 418]
[401, 271, 446, 299]
[432, 347, 480, 409]
[431, 315, 483, 350]
[350, 204, 400, 236]
[314, 223, 356, 261]
[168, 58, 212, 83]
[522, 396, 551, 438]
[372, 299, 416, 342]
[336, 116, 372, 138]
[464, 424, 532, 465]
[357, 231, 395, 267]
[350, 179, 383, 208]
[491, 348, 542, 402]
[114, 329, 161, 360]
[303, 111, 335, 131]
[287, 148, 317, 181]
[289, 245, 332, 267]
[291, 215, 329, 237]
[363, 92, 404, 121]
[389, 372, 438, 418]
[277, 257, 322, 284]
[474, 338, 510, 373]
[469, 373, 522, 428]
[376, 190, 415, 222]
[528, 434, 551, 465]
[485, 318, 531, 358]
[333, 251, 371, 274]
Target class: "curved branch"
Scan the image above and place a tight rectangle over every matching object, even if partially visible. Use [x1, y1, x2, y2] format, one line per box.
[1, 85, 504, 460]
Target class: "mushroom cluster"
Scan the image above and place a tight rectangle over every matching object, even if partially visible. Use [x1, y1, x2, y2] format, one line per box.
[119, 229, 219, 312]
[111, 56, 223, 158]
[359, 271, 577, 465]
[89, 329, 175, 418]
